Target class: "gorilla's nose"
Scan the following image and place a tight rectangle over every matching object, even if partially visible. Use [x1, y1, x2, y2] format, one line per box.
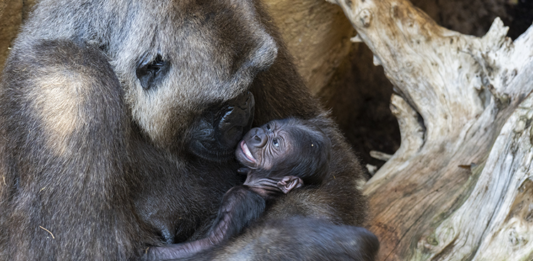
[215, 92, 255, 148]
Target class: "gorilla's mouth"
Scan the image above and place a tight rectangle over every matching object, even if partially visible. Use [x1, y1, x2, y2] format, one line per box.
[240, 141, 256, 163]
[189, 139, 236, 162]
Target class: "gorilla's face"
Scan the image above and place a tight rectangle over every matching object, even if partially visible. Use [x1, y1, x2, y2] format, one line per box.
[236, 120, 295, 171]
[110, 0, 278, 155]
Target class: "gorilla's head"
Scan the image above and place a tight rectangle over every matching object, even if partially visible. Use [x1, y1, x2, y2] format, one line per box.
[104, 0, 278, 157]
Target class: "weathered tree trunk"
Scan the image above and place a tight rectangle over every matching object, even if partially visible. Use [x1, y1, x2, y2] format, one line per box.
[327, 0, 533, 260]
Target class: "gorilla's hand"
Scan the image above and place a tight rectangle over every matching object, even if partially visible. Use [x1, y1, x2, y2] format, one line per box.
[189, 92, 255, 162]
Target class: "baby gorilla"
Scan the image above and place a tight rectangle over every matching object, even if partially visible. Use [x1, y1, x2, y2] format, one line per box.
[235, 117, 330, 199]
[148, 118, 330, 259]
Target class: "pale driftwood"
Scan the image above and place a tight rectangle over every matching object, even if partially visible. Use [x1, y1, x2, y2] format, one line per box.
[370, 151, 393, 161]
[326, 0, 533, 260]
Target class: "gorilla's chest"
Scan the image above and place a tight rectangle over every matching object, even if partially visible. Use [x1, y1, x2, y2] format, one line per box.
[132, 157, 242, 244]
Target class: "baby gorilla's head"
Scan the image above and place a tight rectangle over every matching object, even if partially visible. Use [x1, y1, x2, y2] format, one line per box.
[235, 118, 331, 185]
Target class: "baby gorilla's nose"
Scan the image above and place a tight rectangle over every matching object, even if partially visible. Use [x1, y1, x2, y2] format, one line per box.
[248, 128, 266, 147]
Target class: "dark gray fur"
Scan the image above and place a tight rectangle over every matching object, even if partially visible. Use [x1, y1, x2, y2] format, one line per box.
[0, 0, 373, 260]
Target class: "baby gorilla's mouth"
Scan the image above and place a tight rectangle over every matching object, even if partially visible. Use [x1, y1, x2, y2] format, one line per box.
[241, 141, 256, 163]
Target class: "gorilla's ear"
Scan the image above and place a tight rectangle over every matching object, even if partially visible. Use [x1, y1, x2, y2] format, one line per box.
[136, 53, 170, 90]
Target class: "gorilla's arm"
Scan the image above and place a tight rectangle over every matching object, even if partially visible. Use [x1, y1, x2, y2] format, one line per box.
[0, 40, 147, 260]
[178, 218, 379, 261]
[146, 186, 266, 260]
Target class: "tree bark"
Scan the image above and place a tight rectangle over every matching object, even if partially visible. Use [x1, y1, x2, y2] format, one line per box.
[326, 0, 533, 260]
[0, 0, 36, 70]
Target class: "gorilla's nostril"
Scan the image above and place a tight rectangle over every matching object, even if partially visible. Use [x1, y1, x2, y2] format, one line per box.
[254, 135, 261, 142]
[213, 92, 255, 149]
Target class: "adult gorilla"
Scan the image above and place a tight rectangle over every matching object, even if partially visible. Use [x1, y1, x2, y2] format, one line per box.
[0, 0, 376, 260]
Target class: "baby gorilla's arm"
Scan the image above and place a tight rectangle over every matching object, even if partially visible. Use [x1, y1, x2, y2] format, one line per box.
[146, 186, 266, 260]
[146, 176, 303, 260]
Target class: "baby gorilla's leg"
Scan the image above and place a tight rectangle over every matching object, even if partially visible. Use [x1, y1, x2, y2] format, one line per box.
[146, 186, 265, 260]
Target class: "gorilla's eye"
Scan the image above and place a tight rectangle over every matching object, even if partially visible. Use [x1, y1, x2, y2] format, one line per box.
[136, 54, 170, 90]
[272, 138, 279, 147]
[266, 124, 271, 131]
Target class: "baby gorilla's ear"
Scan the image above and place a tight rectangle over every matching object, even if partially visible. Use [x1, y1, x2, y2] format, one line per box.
[277, 176, 304, 194]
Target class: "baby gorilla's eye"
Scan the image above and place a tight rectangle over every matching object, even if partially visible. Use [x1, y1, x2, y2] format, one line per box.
[266, 124, 271, 131]
[272, 138, 279, 147]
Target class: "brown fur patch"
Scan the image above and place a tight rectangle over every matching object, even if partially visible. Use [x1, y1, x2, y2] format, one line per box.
[30, 68, 88, 156]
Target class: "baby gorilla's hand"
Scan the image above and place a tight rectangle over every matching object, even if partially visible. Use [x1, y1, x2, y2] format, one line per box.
[277, 176, 304, 193]
[244, 176, 303, 200]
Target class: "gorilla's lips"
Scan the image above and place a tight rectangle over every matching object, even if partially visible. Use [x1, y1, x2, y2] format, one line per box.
[240, 141, 256, 163]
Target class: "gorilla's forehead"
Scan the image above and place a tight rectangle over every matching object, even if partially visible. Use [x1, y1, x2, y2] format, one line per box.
[113, 0, 276, 97]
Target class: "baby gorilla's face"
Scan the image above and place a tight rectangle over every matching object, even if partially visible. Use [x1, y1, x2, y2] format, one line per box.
[235, 118, 329, 199]
[235, 119, 293, 171]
